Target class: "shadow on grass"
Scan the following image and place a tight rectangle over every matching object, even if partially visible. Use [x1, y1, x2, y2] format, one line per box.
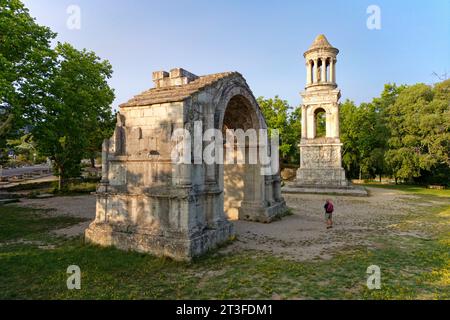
[0, 201, 448, 300]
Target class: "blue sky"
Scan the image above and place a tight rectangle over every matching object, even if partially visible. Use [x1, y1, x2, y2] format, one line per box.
[23, 0, 449, 110]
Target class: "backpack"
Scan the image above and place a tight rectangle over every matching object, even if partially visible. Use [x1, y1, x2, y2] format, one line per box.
[326, 202, 334, 213]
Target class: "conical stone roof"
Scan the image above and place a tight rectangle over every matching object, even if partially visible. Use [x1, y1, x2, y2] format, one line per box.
[304, 34, 339, 57]
[308, 34, 333, 50]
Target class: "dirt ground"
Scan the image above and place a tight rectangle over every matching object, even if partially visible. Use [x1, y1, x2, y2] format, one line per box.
[229, 188, 420, 261]
[16, 187, 447, 261]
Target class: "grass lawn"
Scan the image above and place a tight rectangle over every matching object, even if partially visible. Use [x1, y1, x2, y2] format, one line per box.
[0, 190, 449, 300]
[362, 183, 450, 198]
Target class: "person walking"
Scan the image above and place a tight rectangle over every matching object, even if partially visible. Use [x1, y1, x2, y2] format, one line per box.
[324, 199, 334, 229]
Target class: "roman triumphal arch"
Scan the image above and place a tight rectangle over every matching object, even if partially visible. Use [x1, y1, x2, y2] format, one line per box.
[85, 68, 287, 261]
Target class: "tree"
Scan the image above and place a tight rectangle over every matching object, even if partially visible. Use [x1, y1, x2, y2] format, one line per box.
[0, 113, 13, 164]
[385, 81, 450, 184]
[340, 100, 360, 178]
[286, 107, 302, 163]
[315, 109, 326, 137]
[33, 43, 115, 190]
[365, 84, 402, 180]
[340, 100, 389, 180]
[356, 103, 388, 180]
[6, 132, 39, 164]
[257, 96, 301, 164]
[0, 0, 56, 143]
[85, 111, 116, 168]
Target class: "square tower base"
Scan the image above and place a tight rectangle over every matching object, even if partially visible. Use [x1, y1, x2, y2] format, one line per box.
[282, 143, 368, 196]
[282, 183, 368, 197]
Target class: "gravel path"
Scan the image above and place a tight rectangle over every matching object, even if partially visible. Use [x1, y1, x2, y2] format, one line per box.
[227, 187, 444, 261]
[19, 195, 96, 237]
[19, 196, 96, 219]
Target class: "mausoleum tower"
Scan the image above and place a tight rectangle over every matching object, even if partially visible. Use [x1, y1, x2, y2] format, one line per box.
[296, 34, 348, 187]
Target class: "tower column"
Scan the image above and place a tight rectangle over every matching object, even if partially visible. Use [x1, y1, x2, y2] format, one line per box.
[301, 105, 307, 139]
[334, 103, 340, 138]
[329, 58, 335, 84]
[313, 58, 318, 83]
[306, 61, 311, 85]
[332, 59, 336, 83]
[321, 57, 327, 83]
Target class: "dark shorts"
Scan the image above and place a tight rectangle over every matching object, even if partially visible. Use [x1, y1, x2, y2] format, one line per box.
[325, 212, 332, 220]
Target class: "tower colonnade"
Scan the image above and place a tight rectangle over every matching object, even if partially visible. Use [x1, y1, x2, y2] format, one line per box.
[305, 57, 336, 85]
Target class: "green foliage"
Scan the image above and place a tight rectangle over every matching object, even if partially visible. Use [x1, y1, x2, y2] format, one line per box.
[340, 99, 389, 179]
[32, 43, 115, 188]
[0, 0, 56, 163]
[385, 81, 450, 184]
[6, 132, 46, 164]
[52, 180, 98, 195]
[0, 0, 56, 140]
[340, 100, 359, 176]
[362, 183, 450, 198]
[340, 81, 449, 185]
[257, 96, 300, 164]
[0, 0, 115, 184]
[85, 113, 116, 167]
[315, 109, 326, 137]
[286, 107, 302, 162]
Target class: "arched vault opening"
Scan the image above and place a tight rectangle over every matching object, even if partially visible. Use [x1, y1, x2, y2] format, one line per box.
[221, 95, 261, 220]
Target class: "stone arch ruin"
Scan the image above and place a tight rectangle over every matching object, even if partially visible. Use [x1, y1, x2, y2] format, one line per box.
[85, 68, 287, 261]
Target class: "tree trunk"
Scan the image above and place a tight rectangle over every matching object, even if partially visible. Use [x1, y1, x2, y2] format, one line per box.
[58, 165, 64, 191]
[0, 113, 14, 138]
[90, 156, 95, 168]
[359, 167, 362, 181]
